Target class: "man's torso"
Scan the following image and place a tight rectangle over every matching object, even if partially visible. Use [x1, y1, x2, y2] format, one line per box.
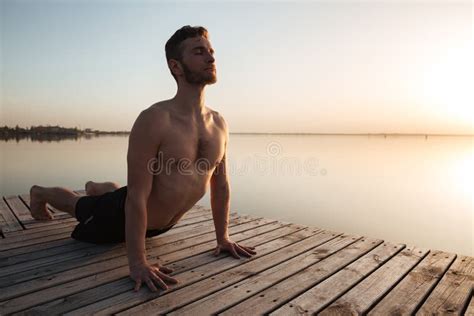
[141, 100, 226, 229]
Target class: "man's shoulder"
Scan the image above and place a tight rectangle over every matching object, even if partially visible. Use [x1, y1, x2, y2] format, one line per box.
[132, 101, 172, 134]
[140, 101, 172, 122]
[207, 107, 227, 131]
[147, 100, 173, 115]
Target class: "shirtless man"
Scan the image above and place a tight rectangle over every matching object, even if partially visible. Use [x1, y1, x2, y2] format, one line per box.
[29, 25, 256, 293]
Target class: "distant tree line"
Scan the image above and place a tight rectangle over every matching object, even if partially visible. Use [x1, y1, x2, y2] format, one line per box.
[0, 125, 129, 142]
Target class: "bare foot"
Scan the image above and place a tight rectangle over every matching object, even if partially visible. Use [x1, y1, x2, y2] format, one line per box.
[29, 185, 53, 220]
[85, 181, 95, 196]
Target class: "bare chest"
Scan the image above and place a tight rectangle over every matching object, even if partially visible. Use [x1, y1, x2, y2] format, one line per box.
[157, 127, 225, 173]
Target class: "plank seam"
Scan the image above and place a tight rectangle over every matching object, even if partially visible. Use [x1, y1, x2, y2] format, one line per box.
[0, 217, 268, 295]
[156, 230, 345, 315]
[22, 225, 311, 314]
[50, 224, 292, 314]
[164, 222, 294, 272]
[364, 248, 431, 314]
[312, 243, 406, 314]
[211, 236, 365, 315]
[0, 216, 219, 253]
[263, 239, 386, 315]
[0, 215, 240, 270]
[160, 220, 280, 264]
[460, 288, 474, 315]
[2, 196, 26, 231]
[410, 253, 460, 314]
[112, 227, 320, 315]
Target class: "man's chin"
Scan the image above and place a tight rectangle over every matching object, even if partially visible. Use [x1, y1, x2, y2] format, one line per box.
[183, 73, 217, 85]
[203, 74, 217, 85]
[205, 78, 217, 85]
[193, 78, 217, 85]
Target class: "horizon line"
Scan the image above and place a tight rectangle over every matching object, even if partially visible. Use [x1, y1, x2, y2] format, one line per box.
[230, 132, 474, 137]
[2, 125, 473, 137]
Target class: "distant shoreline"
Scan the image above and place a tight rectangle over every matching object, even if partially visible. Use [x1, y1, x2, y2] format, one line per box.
[0, 125, 129, 141]
[1, 125, 472, 138]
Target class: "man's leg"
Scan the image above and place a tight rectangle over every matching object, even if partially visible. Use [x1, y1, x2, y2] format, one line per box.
[85, 181, 121, 196]
[29, 185, 82, 220]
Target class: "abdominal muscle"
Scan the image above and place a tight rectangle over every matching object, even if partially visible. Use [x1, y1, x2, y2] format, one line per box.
[145, 170, 212, 230]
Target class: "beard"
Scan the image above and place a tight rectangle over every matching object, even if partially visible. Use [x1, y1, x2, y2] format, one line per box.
[181, 62, 217, 85]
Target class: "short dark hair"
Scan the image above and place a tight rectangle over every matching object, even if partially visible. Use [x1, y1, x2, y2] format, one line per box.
[165, 25, 209, 81]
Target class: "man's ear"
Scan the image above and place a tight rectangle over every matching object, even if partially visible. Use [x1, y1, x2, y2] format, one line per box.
[168, 59, 183, 77]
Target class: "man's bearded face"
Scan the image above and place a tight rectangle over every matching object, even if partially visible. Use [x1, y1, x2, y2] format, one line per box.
[181, 60, 217, 85]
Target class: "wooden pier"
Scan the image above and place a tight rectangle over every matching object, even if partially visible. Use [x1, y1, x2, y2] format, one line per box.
[0, 190, 472, 315]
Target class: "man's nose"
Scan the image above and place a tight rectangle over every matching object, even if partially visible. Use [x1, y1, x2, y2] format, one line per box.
[207, 52, 215, 63]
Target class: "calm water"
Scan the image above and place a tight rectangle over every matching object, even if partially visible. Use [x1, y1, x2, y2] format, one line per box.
[1, 134, 472, 256]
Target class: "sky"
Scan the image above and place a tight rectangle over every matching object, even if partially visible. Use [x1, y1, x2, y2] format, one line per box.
[1, 0, 472, 134]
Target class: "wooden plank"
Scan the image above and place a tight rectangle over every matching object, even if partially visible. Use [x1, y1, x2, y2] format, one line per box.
[417, 255, 474, 315]
[0, 210, 223, 251]
[368, 250, 457, 315]
[174, 236, 380, 315]
[0, 210, 217, 267]
[271, 241, 405, 315]
[0, 209, 217, 259]
[0, 214, 255, 288]
[101, 230, 340, 316]
[3, 195, 35, 223]
[0, 198, 23, 234]
[173, 212, 213, 226]
[0, 228, 75, 250]
[0, 218, 294, 314]
[0, 225, 76, 246]
[61, 224, 318, 316]
[0, 240, 95, 268]
[318, 246, 430, 315]
[0, 238, 85, 258]
[4, 220, 77, 237]
[22, 216, 78, 229]
[219, 236, 374, 315]
[21, 221, 297, 315]
[0, 216, 268, 302]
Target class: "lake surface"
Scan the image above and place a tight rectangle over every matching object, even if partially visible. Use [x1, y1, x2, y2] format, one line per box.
[1, 134, 472, 256]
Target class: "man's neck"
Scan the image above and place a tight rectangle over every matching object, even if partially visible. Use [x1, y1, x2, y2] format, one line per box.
[172, 82, 207, 116]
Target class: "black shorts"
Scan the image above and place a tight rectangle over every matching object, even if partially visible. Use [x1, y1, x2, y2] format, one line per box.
[71, 186, 174, 244]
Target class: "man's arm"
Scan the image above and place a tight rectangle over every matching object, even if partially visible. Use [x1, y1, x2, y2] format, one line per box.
[126, 107, 178, 292]
[210, 150, 231, 244]
[210, 116, 256, 259]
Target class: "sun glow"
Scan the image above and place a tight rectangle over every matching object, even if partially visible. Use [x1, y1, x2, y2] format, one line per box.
[421, 42, 473, 131]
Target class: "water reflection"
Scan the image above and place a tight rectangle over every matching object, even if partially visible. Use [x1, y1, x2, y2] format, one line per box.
[0, 134, 472, 255]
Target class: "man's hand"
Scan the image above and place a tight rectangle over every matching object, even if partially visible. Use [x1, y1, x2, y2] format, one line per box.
[213, 238, 257, 259]
[129, 261, 179, 292]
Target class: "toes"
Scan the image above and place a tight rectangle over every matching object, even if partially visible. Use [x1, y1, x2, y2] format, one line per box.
[34, 211, 53, 221]
[85, 181, 96, 195]
[30, 185, 40, 196]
